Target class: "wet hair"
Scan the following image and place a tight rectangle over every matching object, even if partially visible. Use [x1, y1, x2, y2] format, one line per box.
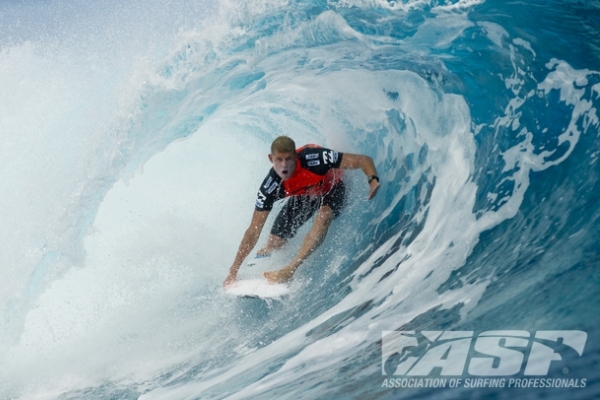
[271, 136, 296, 154]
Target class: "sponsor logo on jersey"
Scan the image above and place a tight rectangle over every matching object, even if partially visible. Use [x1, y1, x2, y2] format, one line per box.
[308, 160, 321, 167]
[263, 176, 273, 189]
[306, 153, 320, 160]
[323, 150, 339, 165]
[267, 182, 278, 194]
[255, 191, 267, 208]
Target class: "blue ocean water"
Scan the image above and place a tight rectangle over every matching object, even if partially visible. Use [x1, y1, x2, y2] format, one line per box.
[1, 0, 599, 399]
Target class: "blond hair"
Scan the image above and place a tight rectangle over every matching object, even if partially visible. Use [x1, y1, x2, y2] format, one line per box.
[271, 136, 296, 154]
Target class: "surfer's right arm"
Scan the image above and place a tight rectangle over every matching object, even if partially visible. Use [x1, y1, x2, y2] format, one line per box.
[224, 210, 270, 287]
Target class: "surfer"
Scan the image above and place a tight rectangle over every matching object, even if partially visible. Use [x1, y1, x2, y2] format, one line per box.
[223, 136, 380, 286]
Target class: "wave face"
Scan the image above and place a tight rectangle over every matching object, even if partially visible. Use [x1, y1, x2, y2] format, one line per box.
[1, 0, 599, 398]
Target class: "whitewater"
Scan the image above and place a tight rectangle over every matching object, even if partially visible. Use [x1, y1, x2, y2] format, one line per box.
[1, 0, 599, 399]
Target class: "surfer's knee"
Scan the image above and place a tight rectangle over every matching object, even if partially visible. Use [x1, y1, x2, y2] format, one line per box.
[259, 234, 287, 254]
[269, 234, 287, 248]
[316, 206, 335, 224]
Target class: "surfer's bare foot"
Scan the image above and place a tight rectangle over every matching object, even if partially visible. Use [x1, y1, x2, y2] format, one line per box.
[263, 267, 294, 284]
[256, 249, 272, 257]
[223, 274, 237, 287]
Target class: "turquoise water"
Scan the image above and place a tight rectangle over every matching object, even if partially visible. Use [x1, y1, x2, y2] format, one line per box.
[1, 0, 599, 399]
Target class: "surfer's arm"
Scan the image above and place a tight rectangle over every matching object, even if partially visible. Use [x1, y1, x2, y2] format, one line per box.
[339, 153, 380, 199]
[224, 210, 270, 286]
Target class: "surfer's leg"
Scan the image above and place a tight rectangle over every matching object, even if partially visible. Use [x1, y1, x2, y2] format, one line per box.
[302, 204, 335, 252]
[260, 195, 319, 255]
[264, 205, 334, 283]
[257, 234, 287, 255]
[322, 180, 346, 218]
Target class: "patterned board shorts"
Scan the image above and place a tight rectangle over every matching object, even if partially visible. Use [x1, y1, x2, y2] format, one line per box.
[270, 180, 346, 240]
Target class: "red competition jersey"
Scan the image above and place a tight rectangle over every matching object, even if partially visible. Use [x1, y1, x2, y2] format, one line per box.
[255, 145, 344, 211]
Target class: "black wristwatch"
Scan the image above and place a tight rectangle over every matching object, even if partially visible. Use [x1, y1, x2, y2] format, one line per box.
[368, 175, 379, 184]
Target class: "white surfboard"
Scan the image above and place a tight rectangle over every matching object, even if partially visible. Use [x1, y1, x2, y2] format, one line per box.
[225, 279, 290, 299]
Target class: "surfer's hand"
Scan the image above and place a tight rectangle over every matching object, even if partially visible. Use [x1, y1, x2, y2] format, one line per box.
[368, 179, 380, 200]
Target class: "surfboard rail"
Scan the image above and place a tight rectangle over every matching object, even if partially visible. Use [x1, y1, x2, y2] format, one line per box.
[224, 278, 290, 299]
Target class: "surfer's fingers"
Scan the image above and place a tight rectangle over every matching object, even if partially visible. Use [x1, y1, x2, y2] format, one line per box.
[368, 183, 380, 200]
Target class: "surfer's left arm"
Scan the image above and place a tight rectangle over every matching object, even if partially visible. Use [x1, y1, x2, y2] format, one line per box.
[339, 153, 380, 199]
[224, 210, 270, 287]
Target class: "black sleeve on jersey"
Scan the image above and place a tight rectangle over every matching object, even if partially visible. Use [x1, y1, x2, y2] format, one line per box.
[298, 147, 344, 175]
[255, 169, 283, 211]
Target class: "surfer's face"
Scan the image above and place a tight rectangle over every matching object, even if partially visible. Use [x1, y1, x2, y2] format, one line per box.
[269, 151, 296, 180]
